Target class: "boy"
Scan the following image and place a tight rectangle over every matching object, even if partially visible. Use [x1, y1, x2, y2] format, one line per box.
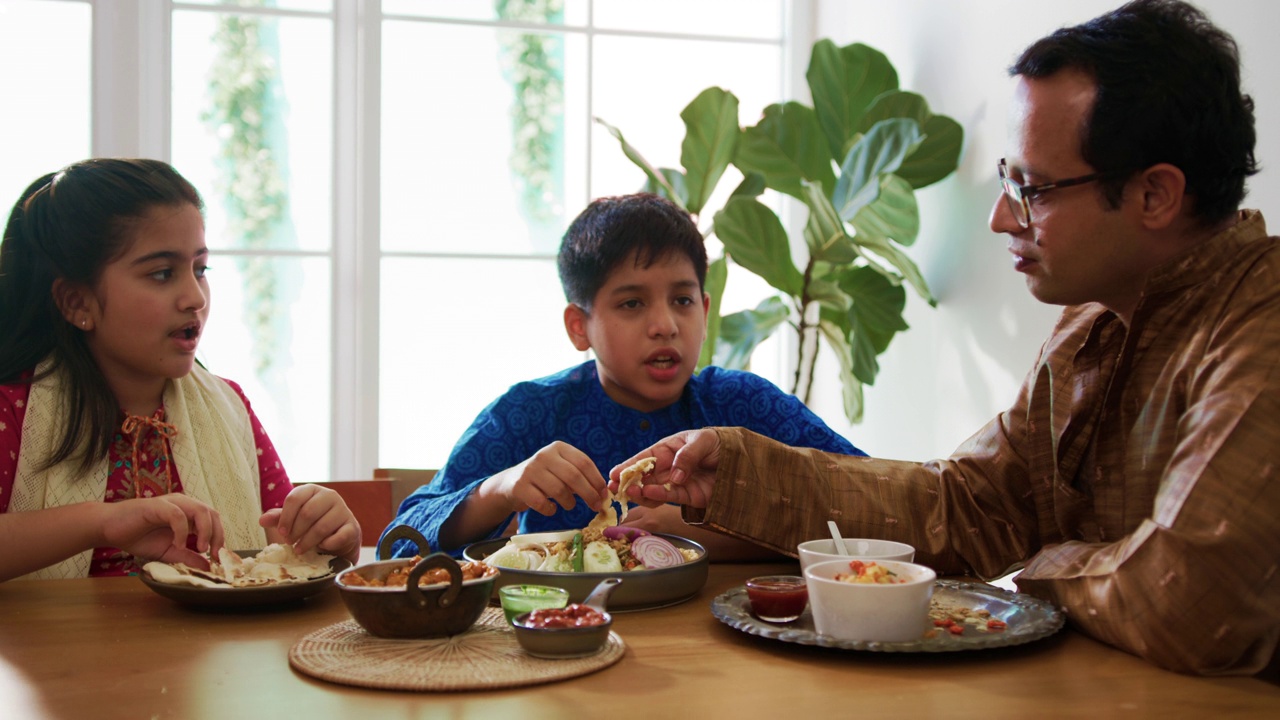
[387, 193, 863, 558]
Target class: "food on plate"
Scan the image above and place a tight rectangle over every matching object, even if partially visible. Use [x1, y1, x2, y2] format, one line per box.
[520, 603, 608, 629]
[338, 558, 497, 588]
[143, 543, 335, 588]
[923, 601, 1008, 638]
[486, 452, 700, 573]
[615, 456, 656, 522]
[833, 559, 909, 585]
[485, 525, 700, 573]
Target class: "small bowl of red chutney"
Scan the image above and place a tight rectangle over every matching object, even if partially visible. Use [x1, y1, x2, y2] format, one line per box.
[511, 578, 619, 658]
[745, 575, 809, 623]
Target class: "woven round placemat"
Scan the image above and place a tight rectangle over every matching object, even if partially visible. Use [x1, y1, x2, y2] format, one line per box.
[289, 607, 625, 691]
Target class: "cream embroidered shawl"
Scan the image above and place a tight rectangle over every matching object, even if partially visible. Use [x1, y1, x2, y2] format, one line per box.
[10, 361, 267, 579]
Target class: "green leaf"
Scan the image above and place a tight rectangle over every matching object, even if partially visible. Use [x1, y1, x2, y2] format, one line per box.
[817, 315, 865, 424]
[595, 116, 686, 209]
[831, 118, 923, 221]
[698, 256, 728, 370]
[836, 266, 909, 384]
[806, 40, 899, 164]
[641, 167, 690, 207]
[852, 174, 920, 246]
[731, 172, 767, 199]
[856, 90, 930, 133]
[849, 214, 936, 306]
[680, 87, 740, 215]
[714, 296, 790, 370]
[735, 102, 836, 199]
[808, 277, 851, 312]
[897, 114, 964, 189]
[801, 183, 857, 264]
[713, 197, 804, 297]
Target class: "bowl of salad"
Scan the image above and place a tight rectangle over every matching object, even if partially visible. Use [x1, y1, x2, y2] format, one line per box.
[462, 526, 708, 612]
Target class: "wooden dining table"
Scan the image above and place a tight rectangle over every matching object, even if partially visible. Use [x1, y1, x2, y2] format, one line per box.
[1, 559, 1277, 720]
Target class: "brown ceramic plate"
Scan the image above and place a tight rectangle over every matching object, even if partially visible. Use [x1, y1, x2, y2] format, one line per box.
[139, 550, 350, 609]
[462, 533, 708, 612]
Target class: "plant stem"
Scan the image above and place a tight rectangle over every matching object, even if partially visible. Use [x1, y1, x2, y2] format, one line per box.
[803, 328, 820, 404]
[792, 261, 816, 402]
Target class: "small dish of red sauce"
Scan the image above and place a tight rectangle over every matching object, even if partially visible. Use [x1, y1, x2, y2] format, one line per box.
[745, 575, 809, 623]
[522, 603, 608, 629]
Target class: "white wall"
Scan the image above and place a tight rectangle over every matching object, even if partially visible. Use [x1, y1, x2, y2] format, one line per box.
[803, 0, 1280, 461]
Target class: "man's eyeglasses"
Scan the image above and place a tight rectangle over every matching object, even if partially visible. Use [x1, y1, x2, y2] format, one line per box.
[997, 158, 1111, 229]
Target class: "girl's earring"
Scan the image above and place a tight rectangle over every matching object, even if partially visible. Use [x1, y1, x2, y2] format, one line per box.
[80, 319, 87, 328]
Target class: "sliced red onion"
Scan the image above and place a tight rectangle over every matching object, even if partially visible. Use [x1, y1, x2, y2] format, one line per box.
[602, 525, 650, 542]
[631, 535, 683, 569]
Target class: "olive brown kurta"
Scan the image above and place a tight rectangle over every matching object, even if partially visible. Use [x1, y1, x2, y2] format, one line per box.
[686, 211, 1280, 675]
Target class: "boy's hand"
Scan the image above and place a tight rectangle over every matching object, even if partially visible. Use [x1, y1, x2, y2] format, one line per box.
[261, 484, 361, 563]
[609, 429, 722, 509]
[489, 441, 607, 517]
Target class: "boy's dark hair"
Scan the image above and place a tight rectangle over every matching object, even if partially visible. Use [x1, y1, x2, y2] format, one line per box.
[1012, 0, 1257, 225]
[557, 193, 707, 309]
[0, 158, 203, 472]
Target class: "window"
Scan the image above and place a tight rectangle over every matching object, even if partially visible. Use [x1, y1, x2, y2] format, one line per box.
[0, 0, 91, 206]
[3, 0, 801, 480]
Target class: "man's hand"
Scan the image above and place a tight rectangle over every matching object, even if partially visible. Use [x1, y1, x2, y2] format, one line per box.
[609, 428, 722, 509]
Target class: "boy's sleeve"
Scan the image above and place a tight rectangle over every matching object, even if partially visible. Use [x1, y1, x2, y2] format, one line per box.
[383, 394, 531, 558]
[714, 369, 865, 456]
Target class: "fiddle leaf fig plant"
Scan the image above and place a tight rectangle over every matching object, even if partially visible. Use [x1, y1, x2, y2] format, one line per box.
[597, 39, 962, 423]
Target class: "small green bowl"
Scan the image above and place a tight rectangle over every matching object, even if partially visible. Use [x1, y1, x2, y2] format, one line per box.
[499, 584, 570, 625]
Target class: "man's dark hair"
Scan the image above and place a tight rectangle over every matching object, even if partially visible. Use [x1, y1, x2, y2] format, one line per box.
[1012, 0, 1257, 225]
[557, 193, 707, 309]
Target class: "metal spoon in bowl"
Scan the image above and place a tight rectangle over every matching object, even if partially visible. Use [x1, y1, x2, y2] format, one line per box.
[827, 521, 851, 556]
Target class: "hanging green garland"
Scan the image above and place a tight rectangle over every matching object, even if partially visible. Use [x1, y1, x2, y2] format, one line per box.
[495, 0, 564, 222]
[202, 3, 288, 376]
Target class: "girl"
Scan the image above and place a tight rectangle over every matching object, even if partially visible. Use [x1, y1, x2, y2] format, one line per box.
[0, 158, 360, 582]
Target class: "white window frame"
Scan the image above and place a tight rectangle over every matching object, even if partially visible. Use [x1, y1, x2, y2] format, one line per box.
[80, 0, 813, 480]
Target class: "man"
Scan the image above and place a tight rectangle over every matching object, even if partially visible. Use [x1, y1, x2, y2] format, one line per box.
[612, 0, 1278, 676]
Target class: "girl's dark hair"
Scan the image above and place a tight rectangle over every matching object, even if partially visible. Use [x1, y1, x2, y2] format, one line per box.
[0, 158, 203, 472]
[1012, 0, 1258, 226]
[557, 193, 707, 309]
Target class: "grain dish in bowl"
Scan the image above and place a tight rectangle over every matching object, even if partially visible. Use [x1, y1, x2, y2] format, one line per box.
[804, 558, 937, 642]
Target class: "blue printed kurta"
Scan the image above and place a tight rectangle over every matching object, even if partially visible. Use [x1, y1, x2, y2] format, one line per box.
[386, 361, 864, 556]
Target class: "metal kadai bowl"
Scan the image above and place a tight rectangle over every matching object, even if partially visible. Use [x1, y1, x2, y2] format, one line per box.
[336, 526, 498, 638]
[462, 532, 708, 612]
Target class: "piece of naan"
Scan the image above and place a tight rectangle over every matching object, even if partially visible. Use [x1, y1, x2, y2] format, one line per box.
[144, 543, 334, 589]
[142, 561, 227, 588]
[583, 456, 660, 531]
[615, 457, 656, 524]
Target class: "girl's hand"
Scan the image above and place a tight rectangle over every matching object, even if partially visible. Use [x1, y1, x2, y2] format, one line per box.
[101, 495, 225, 569]
[260, 484, 361, 563]
[487, 441, 608, 517]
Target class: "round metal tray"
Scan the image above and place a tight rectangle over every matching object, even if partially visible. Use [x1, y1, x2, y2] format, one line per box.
[711, 578, 1064, 652]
